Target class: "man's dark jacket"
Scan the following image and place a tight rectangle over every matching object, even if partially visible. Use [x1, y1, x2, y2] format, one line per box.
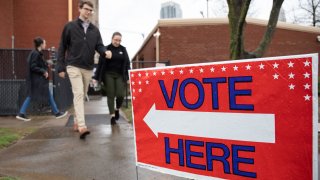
[57, 18, 106, 73]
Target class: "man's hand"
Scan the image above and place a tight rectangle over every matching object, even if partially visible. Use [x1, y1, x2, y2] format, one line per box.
[105, 50, 112, 59]
[44, 71, 49, 79]
[59, 72, 66, 79]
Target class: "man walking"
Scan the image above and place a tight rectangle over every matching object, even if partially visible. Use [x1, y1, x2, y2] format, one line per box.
[57, 0, 111, 139]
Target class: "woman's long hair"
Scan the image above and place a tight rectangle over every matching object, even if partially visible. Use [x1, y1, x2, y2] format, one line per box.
[33, 37, 44, 49]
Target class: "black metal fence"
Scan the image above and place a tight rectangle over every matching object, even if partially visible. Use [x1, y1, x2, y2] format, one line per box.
[0, 48, 73, 115]
[0, 51, 170, 115]
[131, 60, 171, 69]
[51, 61, 73, 113]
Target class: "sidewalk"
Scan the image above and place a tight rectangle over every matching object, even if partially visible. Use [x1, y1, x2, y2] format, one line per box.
[0, 97, 187, 180]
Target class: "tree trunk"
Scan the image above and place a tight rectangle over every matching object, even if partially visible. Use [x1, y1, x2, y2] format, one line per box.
[227, 0, 284, 60]
[227, 0, 251, 59]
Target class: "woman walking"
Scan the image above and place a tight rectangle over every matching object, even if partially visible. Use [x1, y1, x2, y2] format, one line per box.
[93, 32, 130, 125]
[16, 37, 67, 121]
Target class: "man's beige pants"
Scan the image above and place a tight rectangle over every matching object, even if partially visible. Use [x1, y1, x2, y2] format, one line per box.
[67, 66, 92, 129]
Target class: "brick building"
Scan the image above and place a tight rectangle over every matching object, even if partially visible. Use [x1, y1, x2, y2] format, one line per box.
[0, 0, 99, 49]
[132, 18, 320, 68]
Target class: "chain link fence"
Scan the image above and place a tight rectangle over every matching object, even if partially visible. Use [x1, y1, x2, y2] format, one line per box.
[0, 50, 170, 115]
[0, 48, 73, 115]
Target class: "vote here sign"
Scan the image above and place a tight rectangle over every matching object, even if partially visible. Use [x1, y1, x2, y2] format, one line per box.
[129, 54, 318, 180]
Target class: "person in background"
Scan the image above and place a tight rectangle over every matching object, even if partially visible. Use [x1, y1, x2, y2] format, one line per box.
[57, 0, 110, 139]
[16, 37, 68, 121]
[93, 32, 130, 125]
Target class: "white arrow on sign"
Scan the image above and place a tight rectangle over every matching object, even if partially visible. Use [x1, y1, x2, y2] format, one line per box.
[144, 104, 275, 143]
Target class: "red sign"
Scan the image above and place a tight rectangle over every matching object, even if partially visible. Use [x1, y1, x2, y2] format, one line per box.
[129, 54, 318, 180]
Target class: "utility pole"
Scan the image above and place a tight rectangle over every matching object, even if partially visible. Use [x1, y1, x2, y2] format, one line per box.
[207, 0, 209, 18]
[11, 35, 16, 79]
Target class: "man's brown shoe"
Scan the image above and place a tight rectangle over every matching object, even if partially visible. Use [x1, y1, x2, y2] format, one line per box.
[79, 127, 90, 139]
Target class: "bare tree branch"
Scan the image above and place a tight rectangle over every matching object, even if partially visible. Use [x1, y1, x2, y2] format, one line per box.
[252, 0, 284, 58]
[227, 0, 284, 59]
[297, 0, 320, 26]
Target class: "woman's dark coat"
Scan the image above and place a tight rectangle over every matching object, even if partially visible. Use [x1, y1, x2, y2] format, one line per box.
[93, 44, 130, 83]
[26, 50, 49, 103]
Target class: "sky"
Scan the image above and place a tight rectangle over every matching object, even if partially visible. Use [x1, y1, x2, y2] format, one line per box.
[98, 0, 301, 59]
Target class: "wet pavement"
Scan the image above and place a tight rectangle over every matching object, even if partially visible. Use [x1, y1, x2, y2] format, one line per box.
[0, 97, 188, 180]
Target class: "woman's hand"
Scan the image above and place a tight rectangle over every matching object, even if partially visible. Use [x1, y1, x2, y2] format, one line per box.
[92, 79, 98, 85]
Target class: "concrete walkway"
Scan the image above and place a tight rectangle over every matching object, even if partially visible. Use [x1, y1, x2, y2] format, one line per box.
[0, 97, 187, 180]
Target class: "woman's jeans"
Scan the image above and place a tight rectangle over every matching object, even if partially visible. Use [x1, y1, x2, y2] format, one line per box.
[19, 89, 59, 115]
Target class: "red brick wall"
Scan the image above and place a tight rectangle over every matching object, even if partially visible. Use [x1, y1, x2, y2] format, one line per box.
[159, 25, 230, 65]
[13, 0, 70, 49]
[243, 24, 320, 58]
[73, 0, 80, 20]
[0, 0, 98, 49]
[135, 37, 156, 68]
[265, 27, 320, 57]
[135, 23, 320, 67]
[0, 0, 14, 48]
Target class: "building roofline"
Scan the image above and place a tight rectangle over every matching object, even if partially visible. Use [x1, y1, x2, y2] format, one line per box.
[157, 18, 320, 33]
[132, 18, 320, 60]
